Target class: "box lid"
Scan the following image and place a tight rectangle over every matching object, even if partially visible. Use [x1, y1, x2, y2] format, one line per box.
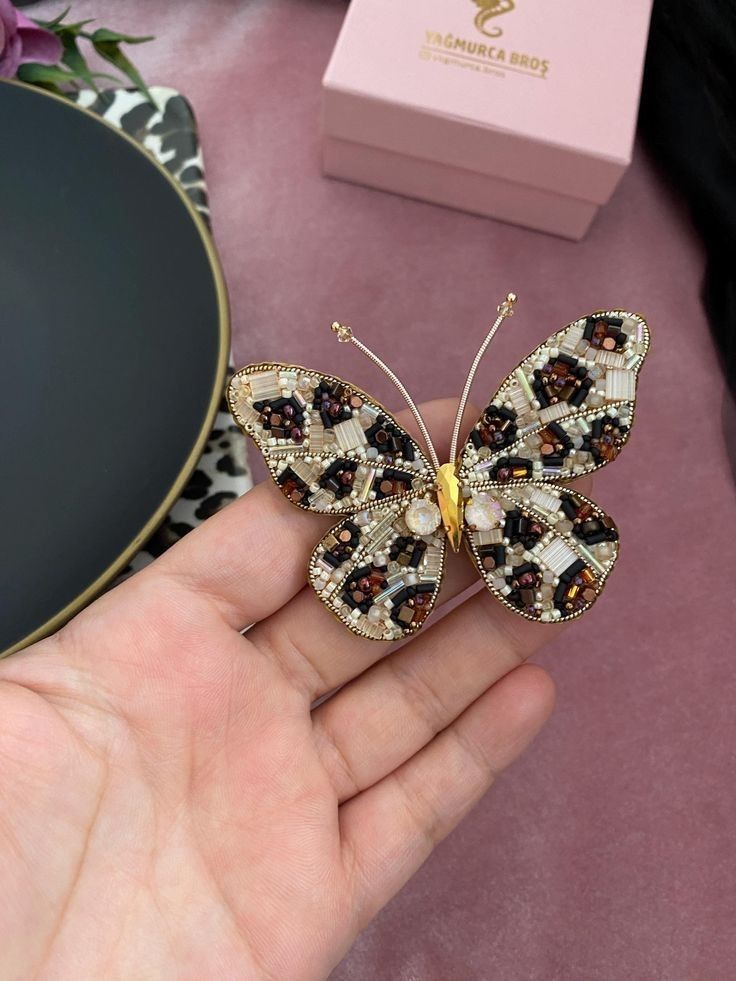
[323, 0, 653, 205]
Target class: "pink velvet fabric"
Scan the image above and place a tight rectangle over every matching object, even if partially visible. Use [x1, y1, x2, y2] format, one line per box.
[31, 0, 736, 976]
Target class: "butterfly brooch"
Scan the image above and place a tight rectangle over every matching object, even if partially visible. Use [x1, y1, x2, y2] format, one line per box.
[228, 294, 650, 641]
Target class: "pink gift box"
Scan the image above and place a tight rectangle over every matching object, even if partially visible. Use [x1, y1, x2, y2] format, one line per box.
[322, 0, 653, 239]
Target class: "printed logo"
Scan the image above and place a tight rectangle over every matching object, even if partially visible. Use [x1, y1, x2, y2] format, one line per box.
[420, 1, 549, 81]
[472, 0, 515, 38]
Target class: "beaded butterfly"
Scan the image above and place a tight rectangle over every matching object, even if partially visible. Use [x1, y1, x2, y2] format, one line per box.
[228, 295, 650, 641]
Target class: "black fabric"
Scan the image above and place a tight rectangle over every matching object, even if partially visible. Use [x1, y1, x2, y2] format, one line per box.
[640, 0, 736, 398]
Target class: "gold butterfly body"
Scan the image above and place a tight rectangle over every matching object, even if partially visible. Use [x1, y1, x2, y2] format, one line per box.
[228, 307, 650, 642]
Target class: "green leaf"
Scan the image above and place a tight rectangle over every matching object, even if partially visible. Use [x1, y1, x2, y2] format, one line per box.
[89, 28, 154, 45]
[19, 79, 66, 96]
[60, 32, 99, 92]
[91, 38, 154, 103]
[16, 62, 77, 86]
[33, 6, 71, 30]
[89, 71, 122, 83]
[58, 18, 97, 36]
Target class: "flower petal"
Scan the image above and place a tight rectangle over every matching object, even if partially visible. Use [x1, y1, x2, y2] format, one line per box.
[16, 12, 63, 66]
[0, 31, 21, 77]
[0, 0, 17, 38]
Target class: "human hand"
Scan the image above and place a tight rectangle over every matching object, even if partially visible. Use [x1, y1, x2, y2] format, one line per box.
[0, 400, 559, 980]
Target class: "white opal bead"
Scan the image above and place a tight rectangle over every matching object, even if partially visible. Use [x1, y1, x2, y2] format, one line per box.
[465, 493, 505, 531]
[405, 499, 442, 536]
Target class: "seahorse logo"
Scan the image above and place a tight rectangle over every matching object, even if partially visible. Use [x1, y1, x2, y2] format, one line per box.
[472, 0, 515, 38]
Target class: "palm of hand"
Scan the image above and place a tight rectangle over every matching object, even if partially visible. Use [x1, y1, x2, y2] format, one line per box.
[0, 402, 556, 980]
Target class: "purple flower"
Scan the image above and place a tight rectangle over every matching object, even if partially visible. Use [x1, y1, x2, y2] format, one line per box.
[0, 0, 63, 78]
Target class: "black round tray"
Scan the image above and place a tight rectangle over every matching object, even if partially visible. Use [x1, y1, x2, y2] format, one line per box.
[0, 81, 229, 656]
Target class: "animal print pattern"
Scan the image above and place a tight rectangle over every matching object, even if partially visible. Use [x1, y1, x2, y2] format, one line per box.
[74, 86, 252, 579]
[75, 86, 211, 226]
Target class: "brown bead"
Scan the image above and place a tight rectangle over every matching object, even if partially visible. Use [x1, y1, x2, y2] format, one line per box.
[340, 470, 354, 486]
[380, 479, 394, 494]
[397, 605, 415, 625]
[338, 529, 352, 543]
[602, 336, 616, 350]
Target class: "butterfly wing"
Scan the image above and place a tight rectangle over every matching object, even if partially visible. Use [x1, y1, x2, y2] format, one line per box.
[228, 363, 434, 514]
[462, 482, 618, 622]
[309, 495, 447, 641]
[457, 310, 650, 487]
[458, 308, 649, 622]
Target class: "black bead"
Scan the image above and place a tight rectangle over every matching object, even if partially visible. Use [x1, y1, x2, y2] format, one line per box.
[583, 531, 608, 545]
[569, 388, 588, 407]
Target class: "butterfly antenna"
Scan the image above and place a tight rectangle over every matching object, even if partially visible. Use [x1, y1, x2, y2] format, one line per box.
[448, 292, 517, 463]
[330, 321, 441, 472]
